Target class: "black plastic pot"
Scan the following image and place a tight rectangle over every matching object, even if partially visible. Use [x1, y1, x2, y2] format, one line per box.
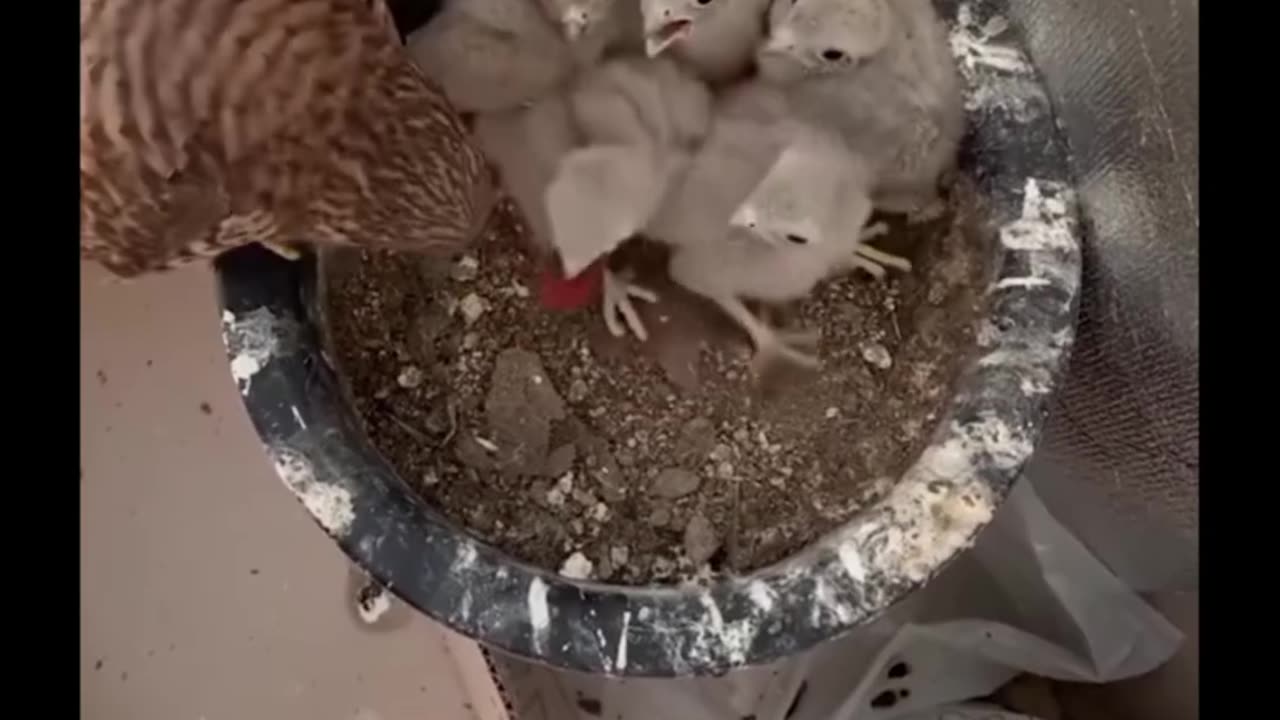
[215, 0, 1081, 677]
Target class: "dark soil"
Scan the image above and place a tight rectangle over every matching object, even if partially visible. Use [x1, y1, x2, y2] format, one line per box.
[321, 183, 991, 586]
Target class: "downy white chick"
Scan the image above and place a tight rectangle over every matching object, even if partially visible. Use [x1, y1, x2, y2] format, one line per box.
[405, 0, 642, 113]
[672, 121, 882, 371]
[641, 0, 772, 85]
[545, 57, 713, 340]
[758, 0, 964, 224]
[649, 84, 882, 370]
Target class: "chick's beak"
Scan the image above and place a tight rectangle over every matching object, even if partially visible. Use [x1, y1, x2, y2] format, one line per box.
[730, 205, 767, 240]
[645, 18, 693, 57]
[562, 9, 588, 40]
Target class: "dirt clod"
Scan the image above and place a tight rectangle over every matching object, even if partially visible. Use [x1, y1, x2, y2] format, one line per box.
[560, 551, 594, 579]
[861, 343, 894, 370]
[610, 545, 631, 568]
[651, 468, 701, 499]
[684, 513, 720, 566]
[397, 365, 424, 389]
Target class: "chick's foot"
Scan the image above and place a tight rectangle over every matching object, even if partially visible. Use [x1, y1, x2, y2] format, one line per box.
[602, 268, 659, 341]
[850, 222, 912, 279]
[713, 295, 821, 374]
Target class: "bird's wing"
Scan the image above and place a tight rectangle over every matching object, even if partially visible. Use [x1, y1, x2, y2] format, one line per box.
[545, 144, 669, 276]
[82, 0, 387, 179]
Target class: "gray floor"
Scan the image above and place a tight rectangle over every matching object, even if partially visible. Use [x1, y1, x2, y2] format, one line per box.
[80, 262, 506, 720]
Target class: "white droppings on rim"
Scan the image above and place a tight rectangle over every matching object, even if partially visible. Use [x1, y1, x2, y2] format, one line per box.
[595, 628, 613, 673]
[822, 414, 1022, 592]
[813, 577, 853, 625]
[949, 5, 1034, 77]
[452, 541, 479, 573]
[527, 578, 550, 654]
[615, 610, 631, 671]
[271, 447, 355, 536]
[748, 580, 776, 612]
[963, 75, 1048, 122]
[222, 308, 284, 396]
[1020, 375, 1051, 395]
[695, 592, 757, 666]
[994, 276, 1052, 291]
[837, 544, 867, 583]
[1000, 179, 1078, 252]
[949, 4, 1048, 122]
[999, 179, 1082, 297]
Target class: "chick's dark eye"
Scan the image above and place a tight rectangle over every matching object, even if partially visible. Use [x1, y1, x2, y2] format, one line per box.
[696, 0, 713, 5]
[821, 49, 846, 62]
[786, 233, 809, 245]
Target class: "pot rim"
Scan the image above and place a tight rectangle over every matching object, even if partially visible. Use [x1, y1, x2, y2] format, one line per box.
[214, 0, 1082, 677]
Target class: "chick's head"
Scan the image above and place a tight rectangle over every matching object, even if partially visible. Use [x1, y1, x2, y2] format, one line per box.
[540, 0, 614, 40]
[641, 0, 719, 57]
[759, 0, 892, 77]
[730, 132, 873, 250]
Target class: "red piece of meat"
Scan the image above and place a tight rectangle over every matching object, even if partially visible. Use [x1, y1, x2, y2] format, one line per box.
[539, 257, 605, 310]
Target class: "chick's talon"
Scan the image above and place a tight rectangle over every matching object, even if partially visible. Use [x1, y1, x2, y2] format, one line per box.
[850, 223, 912, 278]
[751, 334, 822, 375]
[859, 222, 889, 242]
[855, 244, 912, 274]
[602, 269, 658, 342]
[774, 327, 821, 347]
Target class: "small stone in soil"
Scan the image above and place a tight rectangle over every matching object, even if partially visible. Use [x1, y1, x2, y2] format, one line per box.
[611, 545, 630, 567]
[684, 513, 720, 566]
[451, 255, 479, 282]
[650, 468, 701, 499]
[546, 486, 567, 507]
[486, 349, 566, 475]
[560, 552, 593, 579]
[544, 444, 576, 478]
[568, 379, 589, 404]
[716, 462, 734, 479]
[648, 506, 672, 527]
[862, 343, 893, 370]
[423, 471, 440, 487]
[397, 366, 424, 389]
[651, 556, 676, 578]
[459, 293, 487, 325]
[676, 417, 716, 461]
[710, 444, 733, 463]
[590, 503, 609, 522]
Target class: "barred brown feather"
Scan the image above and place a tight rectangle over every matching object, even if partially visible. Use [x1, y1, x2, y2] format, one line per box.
[81, 0, 496, 277]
